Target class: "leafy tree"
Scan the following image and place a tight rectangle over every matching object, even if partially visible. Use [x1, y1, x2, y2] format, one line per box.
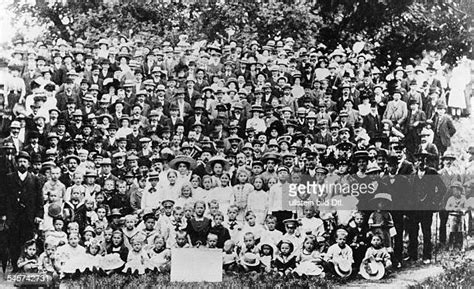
[7, 0, 471, 66]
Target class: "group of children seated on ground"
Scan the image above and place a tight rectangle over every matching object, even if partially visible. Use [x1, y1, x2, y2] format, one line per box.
[19, 197, 397, 281]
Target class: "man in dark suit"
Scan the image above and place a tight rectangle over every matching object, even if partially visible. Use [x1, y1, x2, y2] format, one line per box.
[184, 103, 209, 134]
[2, 151, 43, 272]
[96, 158, 119, 187]
[363, 102, 383, 139]
[407, 151, 446, 264]
[59, 154, 81, 188]
[2, 120, 23, 155]
[172, 89, 193, 121]
[0, 142, 17, 179]
[433, 103, 456, 156]
[23, 131, 45, 157]
[382, 154, 412, 268]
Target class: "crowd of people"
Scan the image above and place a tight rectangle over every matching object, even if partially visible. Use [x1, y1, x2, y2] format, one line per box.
[0, 31, 473, 283]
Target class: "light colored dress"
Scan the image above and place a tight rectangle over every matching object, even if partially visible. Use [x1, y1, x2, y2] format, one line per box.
[122, 249, 149, 275]
[247, 189, 269, 224]
[448, 64, 469, 109]
[231, 183, 254, 222]
[207, 186, 234, 216]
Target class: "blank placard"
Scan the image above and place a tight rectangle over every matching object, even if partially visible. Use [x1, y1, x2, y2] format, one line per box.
[170, 248, 223, 282]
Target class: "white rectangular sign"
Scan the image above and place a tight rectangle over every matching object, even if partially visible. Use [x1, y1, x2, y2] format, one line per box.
[170, 248, 223, 283]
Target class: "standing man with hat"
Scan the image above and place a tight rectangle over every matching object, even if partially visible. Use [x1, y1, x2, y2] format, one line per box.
[432, 102, 456, 156]
[1, 151, 43, 272]
[383, 90, 408, 130]
[0, 142, 17, 178]
[438, 151, 462, 245]
[407, 150, 446, 264]
[405, 98, 426, 155]
[3, 120, 23, 155]
[60, 154, 81, 187]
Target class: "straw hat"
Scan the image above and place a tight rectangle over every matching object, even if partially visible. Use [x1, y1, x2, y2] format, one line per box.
[206, 155, 230, 173]
[99, 253, 125, 270]
[333, 258, 352, 278]
[359, 258, 385, 280]
[240, 253, 261, 267]
[294, 261, 324, 276]
[48, 203, 62, 218]
[168, 155, 197, 170]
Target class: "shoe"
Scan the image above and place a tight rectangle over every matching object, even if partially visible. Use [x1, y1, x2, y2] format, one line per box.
[422, 259, 431, 264]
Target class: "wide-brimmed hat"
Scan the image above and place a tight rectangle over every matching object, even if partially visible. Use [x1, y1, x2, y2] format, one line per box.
[240, 253, 261, 267]
[16, 151, 31, 162]
[369, 193, 392, 209]
[84, 170, 98, 178]
[414, 149, 434, 159]
[109, 208, 122, 218]
[365, 164, 382, 175]
[250, 105, 264, 113]
[334, 258, 352, 278]
[294, 262, 324, 276]
[261, 152, 281, 163]
[360, 258, 385, 280]
[206, 155, 230, 173]
[353, 150, 369, 160]
[64, 154, 80, 164]
[449, 181, 464, 191]
[99, 254, 125, 270]
[48, 203, 62, 218]
[168, 155, 197, 170]
[441, 151, 456, 160]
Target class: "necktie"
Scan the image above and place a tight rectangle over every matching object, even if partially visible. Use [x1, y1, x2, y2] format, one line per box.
[229, 221, 236, 230]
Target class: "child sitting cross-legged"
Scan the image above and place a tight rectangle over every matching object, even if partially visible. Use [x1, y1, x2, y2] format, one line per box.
[123, 233, 149, 275]
[147, 235, 171, 273]
[324, 228, 354, 278]
[360, 234, 392, 280]
[272, 239, 297, 276]
[222, 240, 238, 272]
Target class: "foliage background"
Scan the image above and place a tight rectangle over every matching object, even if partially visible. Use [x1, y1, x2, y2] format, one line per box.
[8, 0, 472, 69]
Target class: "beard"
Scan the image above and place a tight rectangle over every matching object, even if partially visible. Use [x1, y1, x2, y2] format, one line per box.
[18, 165, 28, 173]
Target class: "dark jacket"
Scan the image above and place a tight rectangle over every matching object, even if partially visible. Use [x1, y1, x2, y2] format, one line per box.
[4, 172, 43, 236]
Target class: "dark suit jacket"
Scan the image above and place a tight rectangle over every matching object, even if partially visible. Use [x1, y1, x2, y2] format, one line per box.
[59, 173, 74, 188]
[4, 172, 43, 227]
[435, 114, 456, 147]
[171, 101, 193, 120]
[363, 113, 382, 138]
[412, 167, 446, 210]
[97, 173, 119, 188]
[2, 135, 23, 155]
[0, 155, 16, 179]
[397, 159, 415, 176]
[185, 115, 210, 134]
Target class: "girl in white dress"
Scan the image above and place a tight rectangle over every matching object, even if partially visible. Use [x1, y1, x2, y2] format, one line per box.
[207, 173, 233, 217]
[247, 176, 269, 225]
[448, 60, 470, 118]
[123, 234, 149, 275]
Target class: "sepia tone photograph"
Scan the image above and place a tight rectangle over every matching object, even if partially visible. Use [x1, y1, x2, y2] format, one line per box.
[0, 0, 473, 287]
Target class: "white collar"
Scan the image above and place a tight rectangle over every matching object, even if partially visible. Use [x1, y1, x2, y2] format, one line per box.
[18, 171, 28, 180]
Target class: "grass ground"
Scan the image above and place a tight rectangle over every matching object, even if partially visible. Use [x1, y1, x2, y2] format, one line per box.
[64, 272, 338, 289]
[409, 250, 474, 289]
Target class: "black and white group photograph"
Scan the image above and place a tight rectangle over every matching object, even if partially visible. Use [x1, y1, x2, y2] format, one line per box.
[0, 0, 473, 288]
